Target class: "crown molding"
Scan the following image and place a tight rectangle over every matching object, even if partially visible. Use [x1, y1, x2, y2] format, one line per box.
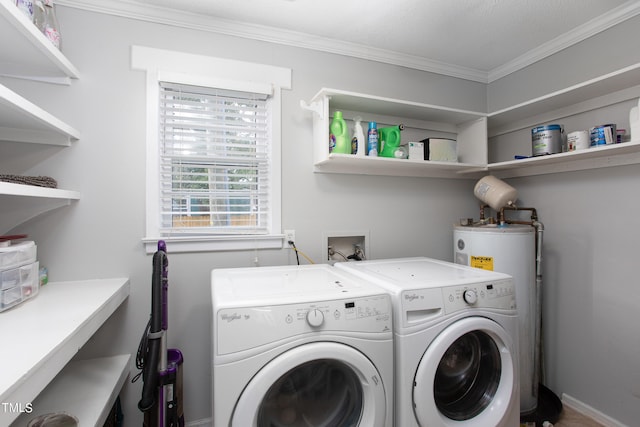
[56, 0, 640, 84]
[55, 0, 489, 83]
[488, 0, 640, 83]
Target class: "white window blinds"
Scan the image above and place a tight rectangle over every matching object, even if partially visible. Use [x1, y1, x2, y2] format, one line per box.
[158, 82, 272, 235]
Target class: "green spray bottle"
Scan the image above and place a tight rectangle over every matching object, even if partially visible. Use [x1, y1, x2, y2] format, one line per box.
[329, 111, 351, 154]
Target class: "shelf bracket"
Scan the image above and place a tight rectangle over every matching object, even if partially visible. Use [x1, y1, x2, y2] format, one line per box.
[300, 100, 324, 119]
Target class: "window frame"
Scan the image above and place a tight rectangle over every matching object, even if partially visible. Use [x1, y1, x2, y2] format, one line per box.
[132, 46, 291, 253]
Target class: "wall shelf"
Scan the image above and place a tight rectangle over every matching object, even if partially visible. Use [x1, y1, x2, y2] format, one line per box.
[0, 278, 130, 426]
[0, 182, 81, 234]
[306, 62, 640, 180]
[11, 355, 131, 427]
[0, 0, 80, 83]
[305, 88, 488, 179]
[0, 83, 81, 146]
[315, 153, 484, 179]
[488, 140, 640, 178]
[488, 63, 640, 137]
[0, 0, 81, 233]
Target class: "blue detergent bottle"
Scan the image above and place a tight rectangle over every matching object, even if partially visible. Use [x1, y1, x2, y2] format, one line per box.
[367, 121, 379, 156]
[329, 111, 351, 154]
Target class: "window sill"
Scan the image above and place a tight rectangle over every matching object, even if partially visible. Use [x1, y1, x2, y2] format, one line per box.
[142, 234, 285, 254]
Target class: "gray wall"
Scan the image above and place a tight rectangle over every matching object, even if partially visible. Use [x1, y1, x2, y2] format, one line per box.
[488, 14, 640, 427]
[3, 7, 485, 424]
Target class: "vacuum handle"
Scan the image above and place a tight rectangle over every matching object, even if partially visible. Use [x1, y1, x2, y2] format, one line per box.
[138, 338, 160, 412]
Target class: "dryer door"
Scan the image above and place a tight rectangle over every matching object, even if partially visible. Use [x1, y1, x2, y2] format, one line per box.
[232, 342, 387, 427]
[413, 316, 516, 426]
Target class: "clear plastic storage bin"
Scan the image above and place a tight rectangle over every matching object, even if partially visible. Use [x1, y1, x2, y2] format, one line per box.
[0, 261, 40, 312]
[0, 241, 37, 270]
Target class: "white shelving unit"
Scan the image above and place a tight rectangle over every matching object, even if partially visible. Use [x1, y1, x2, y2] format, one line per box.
[0, 0, 80, 82]
[0, 5, 130, 427]
[305, 63, 640, 179]
[0, 278, 130, 426]
[303, 88, 488, 179]
[12, 355, 131, 427]
[0, 0, 81, 234]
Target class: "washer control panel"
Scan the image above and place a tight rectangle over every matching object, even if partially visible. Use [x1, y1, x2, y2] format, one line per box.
[442, 279, 516, 314]
[216, 294, 391, 355]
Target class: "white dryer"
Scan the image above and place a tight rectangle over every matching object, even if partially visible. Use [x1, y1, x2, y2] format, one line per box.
[211, 264, 394, 427]
[336, 257, 519, 427]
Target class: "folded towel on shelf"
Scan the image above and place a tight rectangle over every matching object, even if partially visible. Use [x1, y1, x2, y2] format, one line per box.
[0, 175, 58, 188]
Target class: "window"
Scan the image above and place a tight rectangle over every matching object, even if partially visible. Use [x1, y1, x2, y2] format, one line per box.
[159, 83, 271, 234]
[132, 46, 291, 253]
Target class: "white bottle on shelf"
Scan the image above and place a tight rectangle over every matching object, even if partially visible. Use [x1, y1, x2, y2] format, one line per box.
[352, 116, 366, 156]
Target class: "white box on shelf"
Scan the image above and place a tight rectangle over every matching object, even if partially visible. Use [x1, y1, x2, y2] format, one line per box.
[408, 142, 425, 160]
[426, 138, 458, 162]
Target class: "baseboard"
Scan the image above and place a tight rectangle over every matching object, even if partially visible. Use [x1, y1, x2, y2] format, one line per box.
[189, 397, 628, 427]
[561, 394, 628, 427]
[185, 418, 212, 427]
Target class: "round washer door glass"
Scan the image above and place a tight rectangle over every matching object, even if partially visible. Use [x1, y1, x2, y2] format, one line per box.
[434, 330, 500, 419]
[232, 342, 387, 427]
[413, 317, 516, 426]
[258, 359, 362, 425]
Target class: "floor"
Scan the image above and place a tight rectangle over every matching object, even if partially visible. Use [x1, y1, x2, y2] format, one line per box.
[550, 406, 605, 427]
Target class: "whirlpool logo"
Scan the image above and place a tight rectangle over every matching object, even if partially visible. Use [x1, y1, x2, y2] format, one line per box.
[221, 313, 242, 323]
[404, 293, 421, 302]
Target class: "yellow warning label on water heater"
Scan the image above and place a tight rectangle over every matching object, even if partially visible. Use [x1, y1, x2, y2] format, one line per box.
[470, 256, 494, 271]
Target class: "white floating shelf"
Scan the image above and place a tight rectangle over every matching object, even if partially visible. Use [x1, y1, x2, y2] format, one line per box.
[488, 140, 640, 178]
[0, 0, 79, 82]
[0, 83, 81, 146]
[314, 88, 486, 125]
[0, 182, 81, 234]
[0, 278, 130, 426]
[315, 153, 484, 179]
[11, 355, 131, 427]
[488, 63, 640, 136]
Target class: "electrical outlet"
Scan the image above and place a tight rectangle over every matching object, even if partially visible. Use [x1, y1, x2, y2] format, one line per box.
[284, 229, 296, 245]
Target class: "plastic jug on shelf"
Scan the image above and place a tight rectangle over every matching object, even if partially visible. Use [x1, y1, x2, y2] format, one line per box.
[379, 124, 405, 158]
[329, 111, 351, 154]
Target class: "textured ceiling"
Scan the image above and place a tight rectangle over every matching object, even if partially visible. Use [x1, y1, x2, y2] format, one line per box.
[62, 0, 639, 81]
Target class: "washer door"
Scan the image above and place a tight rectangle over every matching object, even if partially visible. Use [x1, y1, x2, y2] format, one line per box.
[413, 317, 516, 426]
[232, 342, 387, 427]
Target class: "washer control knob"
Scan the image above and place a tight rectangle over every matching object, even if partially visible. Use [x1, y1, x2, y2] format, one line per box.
[306, 309, 324, 327]
[463, 289, 478, 305]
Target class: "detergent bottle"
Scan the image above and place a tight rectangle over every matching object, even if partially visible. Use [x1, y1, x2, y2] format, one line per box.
[352, 116, 366, 156]
[367, 122, 379, 156]
[329, 111, 351, 154]
[379, 124, 405, 157]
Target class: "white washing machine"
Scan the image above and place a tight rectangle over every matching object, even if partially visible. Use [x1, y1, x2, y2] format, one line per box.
[211, 264, 394, 427]
[336, 257, 520, 427]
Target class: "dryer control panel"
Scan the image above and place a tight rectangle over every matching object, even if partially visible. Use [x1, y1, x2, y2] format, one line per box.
[441, 278, 515, 314]
[401, 278, 515, 328]
[216, 294, 392, 355]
